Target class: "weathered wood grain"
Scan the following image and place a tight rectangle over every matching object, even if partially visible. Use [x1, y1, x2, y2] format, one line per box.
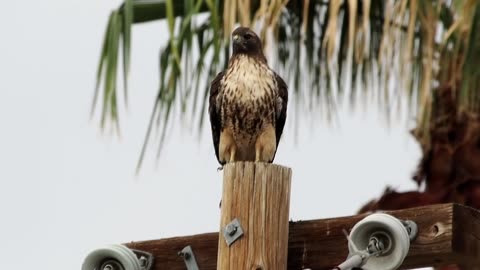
[126, 203, 479, 269]
[452, 204, 480, 269]
[216, 162, 292, 270]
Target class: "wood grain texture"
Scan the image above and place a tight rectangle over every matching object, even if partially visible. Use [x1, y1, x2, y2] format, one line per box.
[126, 204, 480, 269]
[217, 162, 292, 270]
[288, 203, 456, 269]
[452, 204, 480, 269]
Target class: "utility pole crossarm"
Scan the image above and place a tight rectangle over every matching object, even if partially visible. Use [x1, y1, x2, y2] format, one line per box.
[126, 204, 480, 269]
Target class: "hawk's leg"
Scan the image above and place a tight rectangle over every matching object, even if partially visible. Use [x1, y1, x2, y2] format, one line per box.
[255, 146, 262, 162]
[229, 147, 236, 162]
[255, 124, 277, 162]
[219, 128, 236, 163]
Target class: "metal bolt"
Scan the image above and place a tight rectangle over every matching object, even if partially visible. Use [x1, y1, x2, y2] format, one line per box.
[139, 256, 147, 267]
[100, 260, 123, 270]
[403, 220, 419, 241]
[368, 237, 382, 254]
[178, 251, 191, 260]
[226, 224, 237, 236]
[103, 265, 114, 270]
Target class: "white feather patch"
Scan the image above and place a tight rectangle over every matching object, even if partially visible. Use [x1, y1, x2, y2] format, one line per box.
[222, 55, 276, 102]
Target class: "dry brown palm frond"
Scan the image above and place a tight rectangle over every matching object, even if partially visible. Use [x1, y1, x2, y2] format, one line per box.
[322, 0, 342, 61]
[92, 0, 480, 170]
[354, 0, 370, 63]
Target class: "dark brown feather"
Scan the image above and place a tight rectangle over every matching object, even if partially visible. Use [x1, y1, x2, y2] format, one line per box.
[272, 72, 288, 161]
[208, 27, 289, 165]
[208, 71, 225, 164]
[231, 27, 267, 63]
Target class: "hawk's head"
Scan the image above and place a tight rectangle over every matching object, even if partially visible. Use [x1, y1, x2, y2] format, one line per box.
[232, 27, 264, 59]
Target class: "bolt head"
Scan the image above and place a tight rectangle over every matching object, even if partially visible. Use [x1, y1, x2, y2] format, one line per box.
[100, 259, 123, 270]
[103, 265, 114, 270]
[179, 251, 191, 260]
[377, 240, 385, 250]
[139, 256, 147, 267]
[226, 224, 237, 236]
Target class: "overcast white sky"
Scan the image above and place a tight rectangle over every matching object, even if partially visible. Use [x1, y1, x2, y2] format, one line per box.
[0, 1, 423, 269]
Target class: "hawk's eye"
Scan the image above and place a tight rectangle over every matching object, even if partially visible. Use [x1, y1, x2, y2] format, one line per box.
[244, 33, 252, 40]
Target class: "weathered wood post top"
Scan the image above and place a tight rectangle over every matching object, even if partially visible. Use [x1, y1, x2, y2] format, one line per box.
[217, 162, 292, 270]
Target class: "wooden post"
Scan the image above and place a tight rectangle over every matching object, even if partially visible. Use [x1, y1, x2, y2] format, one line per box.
[216, 162, 292, 270]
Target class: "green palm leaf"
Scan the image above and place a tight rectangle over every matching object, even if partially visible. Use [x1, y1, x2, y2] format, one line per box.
[92, 0, 480, 170]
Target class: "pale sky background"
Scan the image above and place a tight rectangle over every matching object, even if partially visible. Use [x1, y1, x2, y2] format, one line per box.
[0, 1, 424, 269]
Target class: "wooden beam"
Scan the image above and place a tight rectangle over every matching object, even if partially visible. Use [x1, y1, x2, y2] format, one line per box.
[216, 162, 292, 270]
[452, 204, 480, 269]
[126, 203, 480, 270]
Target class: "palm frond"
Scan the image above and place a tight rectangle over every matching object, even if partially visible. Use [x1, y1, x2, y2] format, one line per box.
[93, 0, 480, 170]
[92, 0, 210, 133]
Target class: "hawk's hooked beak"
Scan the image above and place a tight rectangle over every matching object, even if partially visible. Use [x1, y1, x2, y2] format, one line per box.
[232, 34, 246, 50]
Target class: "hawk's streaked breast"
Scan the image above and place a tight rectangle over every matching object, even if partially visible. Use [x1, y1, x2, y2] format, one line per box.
[208, 26, 288, 165]
[218, 55, 277, 159]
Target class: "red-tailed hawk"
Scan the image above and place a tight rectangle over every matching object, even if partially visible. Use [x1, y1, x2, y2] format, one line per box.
[208, 27, 288, 166]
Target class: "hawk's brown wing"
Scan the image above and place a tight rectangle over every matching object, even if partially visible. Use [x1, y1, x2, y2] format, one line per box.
[208, 71, 225, 165]
[272, 72, 288, 161]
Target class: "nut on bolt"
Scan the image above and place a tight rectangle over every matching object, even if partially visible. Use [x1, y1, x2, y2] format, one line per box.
[178, 251, 191, 260]
[226, 223, 238, 236]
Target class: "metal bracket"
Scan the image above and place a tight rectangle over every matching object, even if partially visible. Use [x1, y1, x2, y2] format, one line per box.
[178, 246, 199, 270]
[223, 218, 244, 246]
[402, 220, 419, 241]
[131, 248, 155, 270]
